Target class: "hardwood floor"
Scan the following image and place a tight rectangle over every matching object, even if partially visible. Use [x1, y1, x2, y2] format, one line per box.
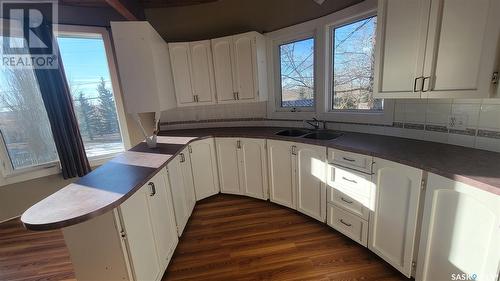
[0, 194, 408, 281]
[163, 195, 408, 281]
[0, 218, 75, 281]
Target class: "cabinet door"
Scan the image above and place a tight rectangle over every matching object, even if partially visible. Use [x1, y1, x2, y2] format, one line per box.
[146, 169, 178, 269]
[119, 186, 160, 281]
[189, 138, 220, 200]
[190, 40, 216, 103]
[369, 158, 422, 277]
[239, 138, 268, 200]
[169, 43, 195, 105]
[216, 138, 241, 195]
[416, 173, 500, 281]
[295, 143, 326, 222]
[180, 148, 196, 215]
[422, 0, 500, 98]
[167, 156, 189, 236]
[233, 34, 257, 100]
[212, 37, 236, 102]
[267, 140, 295, 209]
[373, 0, 431, 98]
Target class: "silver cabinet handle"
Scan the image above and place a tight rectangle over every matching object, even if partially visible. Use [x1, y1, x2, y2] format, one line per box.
[342, 177, 357, 184]
[341, 197, 353, 204]
[180, 153, 185, 163]
[233, 92, 237, 100]
[342, 157, 355, 162]
[413, 76, 423, 92]
[291, 145, 297, 155]
[236, 92, 239, 100]
[148, 182, 156, 196]
[339, 219, 352, 227]
[422, 76, 431, 92]
[188, 145, 192, 153]
[237, 140, 241, 149]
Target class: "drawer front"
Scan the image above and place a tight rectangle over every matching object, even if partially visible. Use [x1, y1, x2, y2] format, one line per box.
[327, 204, 368, 247]
[327, 164, 374, 200]
[328, 188, 370, 220]
[329, 149, 373, 174]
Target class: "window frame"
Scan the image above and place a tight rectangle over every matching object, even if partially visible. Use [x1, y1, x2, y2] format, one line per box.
[0, 24, 130, 185]
[276, 34, 317, 112]
[266, 0, 394, 124]
[328, 13, 381, 113]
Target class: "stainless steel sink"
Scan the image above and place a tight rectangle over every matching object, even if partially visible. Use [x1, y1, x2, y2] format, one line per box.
[275, 129, 310, 137]
[302, 131, 343, 140]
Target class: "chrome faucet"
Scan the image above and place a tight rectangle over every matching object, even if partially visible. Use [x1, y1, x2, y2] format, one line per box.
[304, 118, 323, 130]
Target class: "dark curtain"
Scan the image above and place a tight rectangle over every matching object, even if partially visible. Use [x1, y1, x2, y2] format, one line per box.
[32, 24, 91, 178]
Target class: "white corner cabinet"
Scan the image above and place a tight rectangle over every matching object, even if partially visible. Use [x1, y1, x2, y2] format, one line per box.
[211, 32, 268, 103]
[167, 147, 196, 236]
[216, 138, 269, 200]
[374, 0, 500, 99]
[62, 168, 178, 281]
[111, 21, 176, 113]
[267, 140, 326, 222]
[370, 158, 423, 277]
[416, 173, 500, 281]
[188, 138, 220, 200]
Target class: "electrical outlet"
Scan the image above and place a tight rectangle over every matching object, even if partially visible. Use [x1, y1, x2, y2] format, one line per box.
[448, 114, 468, 130]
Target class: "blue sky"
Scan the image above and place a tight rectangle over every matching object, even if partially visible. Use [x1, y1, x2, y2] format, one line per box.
[57, 36, 113, 102]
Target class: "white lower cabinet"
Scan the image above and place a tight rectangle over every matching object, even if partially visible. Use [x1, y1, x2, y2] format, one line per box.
[167, 147, 196, 236]
[216, 138, 269, 199]
[267, 140, 326, 222]
[416, 173, 500, 281]
[189, 138, 220, 200]
[369, 158, 422, 277]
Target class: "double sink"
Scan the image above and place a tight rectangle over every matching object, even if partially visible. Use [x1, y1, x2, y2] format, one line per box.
[275, 129, 343, 140]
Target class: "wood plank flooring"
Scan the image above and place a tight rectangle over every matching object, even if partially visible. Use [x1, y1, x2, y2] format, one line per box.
[163, 195, 408, 281]
[0, 218, 75, 281]
[0, 194, 408, 281]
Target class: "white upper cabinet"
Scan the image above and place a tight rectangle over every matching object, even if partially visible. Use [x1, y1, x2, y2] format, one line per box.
[416, 173, 500, 281]
[169, 41, 216, 106]
[373, 0, 431, 98]
[374, 0, 500, 99]
[111, 21, 176, 113]
[369, 158, 422, 277]
[211, 31, 268, 103]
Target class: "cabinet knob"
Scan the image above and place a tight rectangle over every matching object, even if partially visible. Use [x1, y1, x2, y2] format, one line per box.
[148, 182, 156, 196]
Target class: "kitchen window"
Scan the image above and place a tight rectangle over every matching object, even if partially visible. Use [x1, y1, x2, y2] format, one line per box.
[331, 16, 383, 111]
[279, 37, 315, 109]
[57, 32, 125, 159]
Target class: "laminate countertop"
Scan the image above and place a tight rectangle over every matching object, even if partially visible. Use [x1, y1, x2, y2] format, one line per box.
[21, 127, 500, 231]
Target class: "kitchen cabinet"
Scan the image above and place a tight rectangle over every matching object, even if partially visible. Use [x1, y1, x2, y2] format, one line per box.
[369, 158, 422, 277]
[374, 0, 500, 99]
[167, 147, 196, 236]
[216, 138, 268, 199]
[169, 40, 216, 106]
[267, 140, 326, 222]
[416, 173, 500, 281]
[189, 138, 220, 200]
[211, 31, 268, 103]
[111, 21, 176, 113]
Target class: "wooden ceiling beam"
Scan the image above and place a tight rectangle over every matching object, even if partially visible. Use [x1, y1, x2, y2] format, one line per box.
[105, 0, 139, 20]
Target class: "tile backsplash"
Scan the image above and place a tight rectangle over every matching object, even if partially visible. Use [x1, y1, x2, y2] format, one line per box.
[160, 98, 500, 153]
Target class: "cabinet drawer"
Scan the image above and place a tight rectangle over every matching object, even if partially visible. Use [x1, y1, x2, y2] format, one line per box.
[327, 164, 374, 200]
[327, 204, 368, 247]
[328, 188, 370, 220]
[328, 149, 373, 174]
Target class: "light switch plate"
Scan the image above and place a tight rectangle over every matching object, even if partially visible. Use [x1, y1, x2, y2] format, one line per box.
[448, 114, 468, 130]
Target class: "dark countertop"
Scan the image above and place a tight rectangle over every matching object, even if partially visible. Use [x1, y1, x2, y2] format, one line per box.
[21, 127, 500, 231]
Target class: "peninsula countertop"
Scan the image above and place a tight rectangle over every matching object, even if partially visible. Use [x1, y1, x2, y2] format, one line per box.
[21, 127, 500, 231]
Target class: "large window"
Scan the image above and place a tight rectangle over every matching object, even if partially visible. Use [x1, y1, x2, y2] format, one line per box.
[332, 16, 382, 111]
[57, 33, 124, 159]
[279, 37, 315, 108]
[0, 36, 58, 171]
